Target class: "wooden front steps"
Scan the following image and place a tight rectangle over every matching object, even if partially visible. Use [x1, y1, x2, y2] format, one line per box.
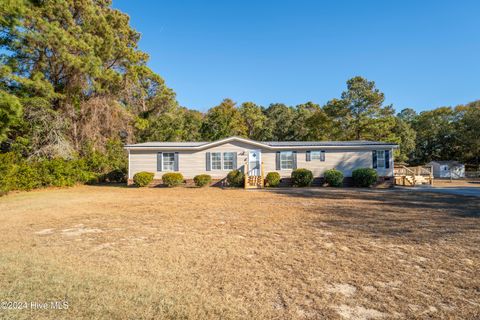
[245, 176, 263, 189]
[244, 161, 264, 189]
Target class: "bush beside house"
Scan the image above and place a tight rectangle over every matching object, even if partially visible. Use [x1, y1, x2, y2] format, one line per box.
[265, 172, 281, 187]
[352, 168, 378, 187]
[291, 168, 313, 187]
[162, 173, 184, 187]
[105, 169, 127, 183]
[0, 139, 127, 195]
[227, 170, 244, 187]
[133, 172, 154, 187]
[0, 152, 99, 194]
[324, 169, 344, 187]
[194, 174, 212, 187]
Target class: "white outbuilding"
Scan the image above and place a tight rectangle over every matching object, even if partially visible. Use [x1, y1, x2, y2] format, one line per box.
[427, 161, 465, 179]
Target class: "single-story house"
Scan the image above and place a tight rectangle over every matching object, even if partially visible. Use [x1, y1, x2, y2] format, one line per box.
[124, 136, 398, 187]
[427, 161, 465, 179]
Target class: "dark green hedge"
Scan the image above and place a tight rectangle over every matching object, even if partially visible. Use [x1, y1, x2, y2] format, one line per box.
[227, 170, 244, 187]
[193, 174, 212, 187]
[0, 152, 99, 194]
[133, 172, 154, 187]
[291, 168, 313, 187]
[162, 172, 184, 187]
[324, 169, 344, 187]
[265, 172, 281, 187]
[352, 168, 378, 187]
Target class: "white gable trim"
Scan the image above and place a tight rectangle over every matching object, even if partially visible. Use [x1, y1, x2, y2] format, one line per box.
[198, 136, 272, 150]
[125, 136, 399, 151]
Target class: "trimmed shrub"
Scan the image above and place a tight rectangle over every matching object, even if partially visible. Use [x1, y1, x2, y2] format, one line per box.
[352, 168, 378, 187]
[162, 172, 184, 187]
[226, 169, 244, 187]
[324, 169, 344, 187]
[291, 168, 313, 187]
[265, 172, 281, 187]
[193, 174, 212, 187]
[133, 172, 154, 187]
[106, 169, 126, 183]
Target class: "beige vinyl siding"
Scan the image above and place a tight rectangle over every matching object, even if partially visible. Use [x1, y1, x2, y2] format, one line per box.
[129, 141, 260, 179]
[129, 142, 394, 179]
[263, 149, 393, 178]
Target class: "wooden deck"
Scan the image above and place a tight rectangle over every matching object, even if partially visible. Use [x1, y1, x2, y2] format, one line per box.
[394, 165, 434, 186]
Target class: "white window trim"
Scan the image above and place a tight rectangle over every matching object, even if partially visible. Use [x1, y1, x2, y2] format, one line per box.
[210, 152, 222, 171]
[162, 152, 175, 172]
[223, 152, 235, 170]
[311, 151, 321, 161]
[210, 152, 236, 171]
[377, 150, 385, 168]
[280, 151, 294, 170]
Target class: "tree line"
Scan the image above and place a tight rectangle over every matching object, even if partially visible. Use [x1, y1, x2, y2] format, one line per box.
[0, 0, 479, 193]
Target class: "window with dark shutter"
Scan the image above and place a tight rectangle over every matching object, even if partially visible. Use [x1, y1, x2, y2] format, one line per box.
[372, 150, 377, 169]
[279, 151, 294, 170]
[174, 152, 179, 171]
[232, 152, 237, 169]
[306, 151, 311, 162]
[162, 153, 175, 171]
[206, 152, 211, 171]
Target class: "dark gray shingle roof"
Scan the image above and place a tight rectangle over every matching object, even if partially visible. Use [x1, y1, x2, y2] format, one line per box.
[126, 138, 397, 148]
[125, 141, 206, 147]
[264, 140, 397, 146]
[428, 160, 463, 166]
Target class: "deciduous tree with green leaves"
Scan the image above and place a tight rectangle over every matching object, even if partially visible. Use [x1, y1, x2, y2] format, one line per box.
[200, 99, 247, 141]
[239, 102, 267, 141]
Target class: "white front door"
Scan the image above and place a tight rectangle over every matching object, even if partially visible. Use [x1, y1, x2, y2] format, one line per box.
[248, 150, 261, 176]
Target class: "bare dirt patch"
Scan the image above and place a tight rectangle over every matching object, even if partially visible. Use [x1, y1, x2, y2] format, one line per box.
[0, 186, 479, 319]
[326, 283, 357, 297]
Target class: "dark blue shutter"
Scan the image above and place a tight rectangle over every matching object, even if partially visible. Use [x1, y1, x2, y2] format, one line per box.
[157, 152, 163, 171]
[306, 151, 311, 161]
[320, 151, 325, 162]
[206, 152, 211, 171]
[292, 151, 297, 169]
[233, 152, 237, 169]
[372, 150, 377, 168]
[174, 152, 179, 171]
[385, 150, 390, 169]
[276, 152, 280, 170]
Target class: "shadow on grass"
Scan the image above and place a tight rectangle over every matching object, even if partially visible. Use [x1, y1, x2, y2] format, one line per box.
[87, 183, 130, 188]
[266, 187, 480, 243]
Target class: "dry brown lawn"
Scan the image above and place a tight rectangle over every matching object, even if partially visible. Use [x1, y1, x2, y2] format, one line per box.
[0, 186, 479, 319]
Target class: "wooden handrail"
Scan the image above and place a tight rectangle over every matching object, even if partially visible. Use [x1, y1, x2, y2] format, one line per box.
[394, 165, 435, 186]
[244, 160, 248, 189]
[261, 161, 264, 188]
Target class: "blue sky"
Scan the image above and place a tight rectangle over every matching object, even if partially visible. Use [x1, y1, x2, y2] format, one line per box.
[113, 0, 479, 112]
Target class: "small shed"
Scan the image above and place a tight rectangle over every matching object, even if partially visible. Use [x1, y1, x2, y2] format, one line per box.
[427, 161, 465, 179]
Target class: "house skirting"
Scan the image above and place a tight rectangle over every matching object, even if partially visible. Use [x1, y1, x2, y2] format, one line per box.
[127, 176, 394, 188]
[127, 178, 226, 187]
